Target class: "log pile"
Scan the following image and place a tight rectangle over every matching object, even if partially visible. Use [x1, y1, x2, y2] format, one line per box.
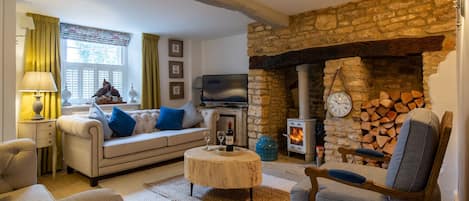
[360, 90, 425, 167]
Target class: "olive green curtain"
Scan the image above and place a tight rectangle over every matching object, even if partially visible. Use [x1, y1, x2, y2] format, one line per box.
[20, 13, 62, 174]
[141, 33, 161, 109]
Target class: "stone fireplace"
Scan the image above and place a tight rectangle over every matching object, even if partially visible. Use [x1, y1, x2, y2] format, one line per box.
[246, 0, 456, 163]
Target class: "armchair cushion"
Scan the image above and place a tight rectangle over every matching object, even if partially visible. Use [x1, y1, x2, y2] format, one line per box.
[356, 148, 385, 158]
[0, 184, 54, 201]
[385, 108, 439, 192]
[0, 139, 37, 194]
[328, 169, 366, 184]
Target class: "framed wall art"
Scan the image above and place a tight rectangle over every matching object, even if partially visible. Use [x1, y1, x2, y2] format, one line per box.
[169, 82, 184, 100]
[168, 39, 183, 57]
[168, 61, 184, 78]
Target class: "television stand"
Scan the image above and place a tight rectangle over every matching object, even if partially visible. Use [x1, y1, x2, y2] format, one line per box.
[199, 105, 247, 148]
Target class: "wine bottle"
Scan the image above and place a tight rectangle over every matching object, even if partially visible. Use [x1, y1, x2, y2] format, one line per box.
[226, 122, 234, 152]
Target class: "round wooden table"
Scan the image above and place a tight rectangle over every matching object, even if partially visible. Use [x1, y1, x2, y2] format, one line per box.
[184, 146, 262, 200]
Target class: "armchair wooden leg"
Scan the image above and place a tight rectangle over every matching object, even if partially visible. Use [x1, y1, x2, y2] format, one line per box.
[90, 177, 99, 187]
[305, 167, 319, 201]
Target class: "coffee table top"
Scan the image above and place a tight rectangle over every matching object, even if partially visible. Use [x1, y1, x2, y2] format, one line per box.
[184, 146, 262, 189]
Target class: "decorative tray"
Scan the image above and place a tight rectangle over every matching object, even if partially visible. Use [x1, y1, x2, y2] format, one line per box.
[214, 146, 245, 156]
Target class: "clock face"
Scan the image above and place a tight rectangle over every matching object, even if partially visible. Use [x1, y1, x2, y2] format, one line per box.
[327, 92, 352, 117]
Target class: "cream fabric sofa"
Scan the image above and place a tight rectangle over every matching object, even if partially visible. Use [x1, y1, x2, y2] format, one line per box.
[0, 139, 123, 201]
[57, 109, 218, 186]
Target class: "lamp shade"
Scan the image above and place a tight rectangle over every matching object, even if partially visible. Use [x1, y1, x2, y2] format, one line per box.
[20, 72, 58, 92]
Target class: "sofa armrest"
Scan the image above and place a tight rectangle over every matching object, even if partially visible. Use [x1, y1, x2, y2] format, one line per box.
[57, 116, 103, 139]
[58, 188, 123, 201]
[0, 139, 37, 194]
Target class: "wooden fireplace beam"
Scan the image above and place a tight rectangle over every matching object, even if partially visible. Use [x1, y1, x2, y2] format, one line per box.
[249, 35, 445, 69]
[194, 0, 289, 28]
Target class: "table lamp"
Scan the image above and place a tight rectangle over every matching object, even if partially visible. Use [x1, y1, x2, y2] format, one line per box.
[19, 72, 58, 120]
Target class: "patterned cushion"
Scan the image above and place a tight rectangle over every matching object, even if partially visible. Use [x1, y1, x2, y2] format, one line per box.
[385, 108, 440, 192]
[89, 103, 113, 140]
[179, 102, 203, 128]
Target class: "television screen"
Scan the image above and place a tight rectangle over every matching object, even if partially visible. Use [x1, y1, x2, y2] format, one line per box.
[202, 74, 248, 103]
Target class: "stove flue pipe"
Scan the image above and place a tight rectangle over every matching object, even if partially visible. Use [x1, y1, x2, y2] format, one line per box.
[296, 64, 310, 120]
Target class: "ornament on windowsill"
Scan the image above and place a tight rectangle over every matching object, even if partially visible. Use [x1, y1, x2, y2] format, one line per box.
[128, 83, 138, 103]
[92, 79, 126, 105]
[62, 85, 72, 106]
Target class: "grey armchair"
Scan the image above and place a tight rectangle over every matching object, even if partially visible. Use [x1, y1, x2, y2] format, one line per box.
[0, 139, 123, 201]
[296, 109, 452, 201]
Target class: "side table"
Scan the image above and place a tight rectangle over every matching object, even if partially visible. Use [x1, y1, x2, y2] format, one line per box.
[17, 119, 57, 179]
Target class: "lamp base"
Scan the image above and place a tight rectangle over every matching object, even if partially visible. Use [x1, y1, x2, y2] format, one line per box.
[32, 94, 44, 120]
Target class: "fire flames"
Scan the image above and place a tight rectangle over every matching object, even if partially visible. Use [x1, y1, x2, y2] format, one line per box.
[290, 127, 304, 145]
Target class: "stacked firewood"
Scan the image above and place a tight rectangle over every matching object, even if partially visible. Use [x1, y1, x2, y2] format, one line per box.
[360, 90, 425, 167]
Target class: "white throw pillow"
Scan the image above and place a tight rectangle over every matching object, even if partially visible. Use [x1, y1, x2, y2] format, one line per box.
[89, 102, 113, 140]
[179, 102, 204, 128]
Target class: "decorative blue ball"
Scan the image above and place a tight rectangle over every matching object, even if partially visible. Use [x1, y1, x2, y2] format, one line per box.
[256, 135, 278, 161]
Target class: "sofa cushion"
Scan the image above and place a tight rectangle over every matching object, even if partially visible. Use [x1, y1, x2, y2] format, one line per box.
[0, 184, 55, 201]
[385, 108, 440, 192]
[89, 103, 113, 140]
[127, 110, 159, 135]
[158, 128, 208, 146]
[179, 102, 203, 128]
[103, 133, 167, 158]
[156, 107, 184, 130]
[108, 107, 136, 137]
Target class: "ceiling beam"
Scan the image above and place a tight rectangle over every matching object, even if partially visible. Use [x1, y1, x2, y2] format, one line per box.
[195, 0, 289, 28]
[250, 36, 445, 69]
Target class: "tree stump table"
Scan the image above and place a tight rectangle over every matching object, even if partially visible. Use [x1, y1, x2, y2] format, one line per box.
[184, 146, 262, 201]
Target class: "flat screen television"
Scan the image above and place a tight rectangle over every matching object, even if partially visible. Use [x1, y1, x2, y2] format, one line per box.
[202, 74, 248, 104]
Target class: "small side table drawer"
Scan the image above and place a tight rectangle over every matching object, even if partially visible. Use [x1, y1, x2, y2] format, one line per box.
[37, 122, 55, 132]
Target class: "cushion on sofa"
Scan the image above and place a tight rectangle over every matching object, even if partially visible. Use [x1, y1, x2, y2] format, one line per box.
[179, 102, 203, 128]
[108, 107, 136, 137]
[0, 184, 55, 201]
[128, 110, 159, 135]
[103, 133, 167, 158]
[158, 128, 208, 146]
[385, 108, 440, 192]
[156, 107, 184, 130]
[89, 103, 113, 140]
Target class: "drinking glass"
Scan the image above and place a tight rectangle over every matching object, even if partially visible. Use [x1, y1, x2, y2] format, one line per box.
[204, 132, 211, 150]
[217, 131, 225, 145]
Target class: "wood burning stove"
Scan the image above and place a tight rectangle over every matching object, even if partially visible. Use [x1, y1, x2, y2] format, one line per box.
[287, 118, 316, 162]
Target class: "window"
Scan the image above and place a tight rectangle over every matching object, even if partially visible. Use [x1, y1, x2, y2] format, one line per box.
[61, 39, 127, 104]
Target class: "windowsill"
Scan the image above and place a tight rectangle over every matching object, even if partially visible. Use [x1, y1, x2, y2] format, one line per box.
[62, 103, 140, 115]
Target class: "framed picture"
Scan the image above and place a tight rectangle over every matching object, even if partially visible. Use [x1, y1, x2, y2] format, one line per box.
[168, 61, 184, 78]
[168, 39, 183, 57]
[169, 82, 184, 100]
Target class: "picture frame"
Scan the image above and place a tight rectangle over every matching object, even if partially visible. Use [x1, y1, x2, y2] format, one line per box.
[169, 82, 184, 100]
[168, 39, 183, 57]
[168, 61, 184, 78]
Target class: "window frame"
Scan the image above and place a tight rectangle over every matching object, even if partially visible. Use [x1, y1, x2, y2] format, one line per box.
[61, 39, 128, 105]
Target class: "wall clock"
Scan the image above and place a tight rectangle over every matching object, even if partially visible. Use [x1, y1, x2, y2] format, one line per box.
[327, 91, 352, 117]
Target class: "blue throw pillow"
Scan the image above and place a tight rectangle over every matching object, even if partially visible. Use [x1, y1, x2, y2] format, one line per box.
[108, 107, 136, 137]
[156, 106, 185, 130]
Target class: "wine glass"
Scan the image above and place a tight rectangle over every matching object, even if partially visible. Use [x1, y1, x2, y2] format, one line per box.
[217, 131, 225, 145]
[204, 132, 211, 150]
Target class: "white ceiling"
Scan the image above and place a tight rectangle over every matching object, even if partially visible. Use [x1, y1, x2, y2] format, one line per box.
[16, 0, 354, 39]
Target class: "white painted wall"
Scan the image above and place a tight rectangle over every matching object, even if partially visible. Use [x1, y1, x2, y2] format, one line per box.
[201, 33, 249, 75]
[158, 37, 202, 107]
[127, 33, 142, 103]
[458, 1, 469, 200]
[1, 0, 17, 142]
[429, 51, 458, 201]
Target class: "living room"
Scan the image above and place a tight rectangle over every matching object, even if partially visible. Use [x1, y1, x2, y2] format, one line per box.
[1, 0, 469, 201]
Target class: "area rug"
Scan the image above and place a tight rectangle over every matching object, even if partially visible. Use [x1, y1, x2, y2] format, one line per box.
[145, 174, 295, 201]
[99, 160, 308, 201]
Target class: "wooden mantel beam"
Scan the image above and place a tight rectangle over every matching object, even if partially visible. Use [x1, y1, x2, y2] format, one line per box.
[250, 35, 445, 69]
[195, 0, 289, 28]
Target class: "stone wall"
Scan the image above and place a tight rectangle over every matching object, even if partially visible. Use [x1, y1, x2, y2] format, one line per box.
[364, 56, 423, 99]
[323, 57, 371, 162]
[247, 70, 287, 150]
[246, 0, 456, 159]
[247, 0, 456, 57]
